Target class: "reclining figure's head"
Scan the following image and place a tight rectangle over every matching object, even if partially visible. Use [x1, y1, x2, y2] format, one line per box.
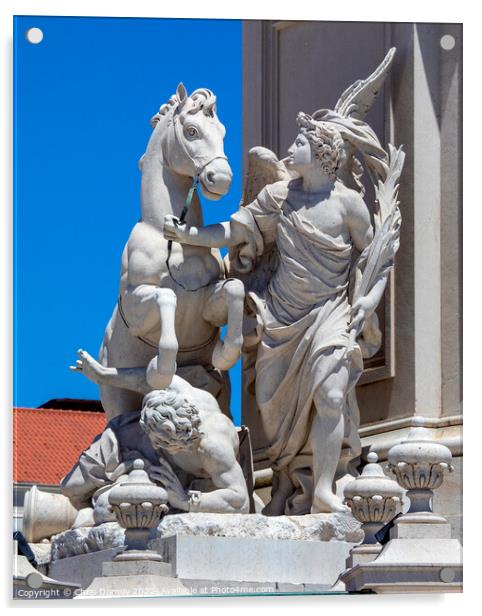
[140, 389, 202, 452]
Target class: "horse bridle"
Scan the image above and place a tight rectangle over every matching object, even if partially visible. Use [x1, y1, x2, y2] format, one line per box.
[165, 113, 228, 291]
[172, 113, 228, 214]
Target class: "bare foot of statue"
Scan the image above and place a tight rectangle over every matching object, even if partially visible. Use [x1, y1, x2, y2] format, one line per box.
[311, 489, 350, 514]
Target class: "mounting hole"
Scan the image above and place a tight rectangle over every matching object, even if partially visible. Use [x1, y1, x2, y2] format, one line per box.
[440, 34, 455, 51]
[439, 567, 456, 583]
[26, 571, 43, 589]
[26, 27, 44, 45]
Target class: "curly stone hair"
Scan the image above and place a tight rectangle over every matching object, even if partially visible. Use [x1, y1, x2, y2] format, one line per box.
[139, 389, 202, 448]
[296, 112, 346, 179]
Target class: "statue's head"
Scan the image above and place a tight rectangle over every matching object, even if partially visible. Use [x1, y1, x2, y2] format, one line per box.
[139, 389, 202, 453]
[147, 83, 232, 200]
[287, 112, 345, 179]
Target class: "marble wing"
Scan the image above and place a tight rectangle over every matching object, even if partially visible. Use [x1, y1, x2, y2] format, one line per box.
[227, 146, 294, 295]
[333, 47, 396, 121]
[240, 146, 293, 207]
[312, 49, 395, 193]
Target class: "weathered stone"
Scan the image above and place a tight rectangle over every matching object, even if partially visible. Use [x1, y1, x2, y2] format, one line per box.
[51, 523, 125, 561]
[154, 511, 363, 543]
[51, 511, 363, 561]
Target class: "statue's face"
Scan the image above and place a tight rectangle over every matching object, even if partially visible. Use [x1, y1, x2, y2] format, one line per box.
[286, 133, 314, 171]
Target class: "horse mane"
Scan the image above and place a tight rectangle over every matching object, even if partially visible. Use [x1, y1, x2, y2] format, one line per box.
[150, 88, 217, 128]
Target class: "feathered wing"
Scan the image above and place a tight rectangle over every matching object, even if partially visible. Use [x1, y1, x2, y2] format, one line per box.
[241, 146, 294, 207]
[334, 47, 396, 121]
[226, 146, 294, 295]
[312, 48, 396, 192]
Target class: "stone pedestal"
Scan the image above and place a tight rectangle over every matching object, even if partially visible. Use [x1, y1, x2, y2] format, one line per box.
[48, 512, 362, 595]
[342, 452, 403, 572]
[156, 534, 353, 590]
[340, 517, 462, 593]
[340, 420, 462, 593]
[77, 558, 190, 599]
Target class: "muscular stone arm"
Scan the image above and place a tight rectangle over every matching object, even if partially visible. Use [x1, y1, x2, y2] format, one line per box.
[345, 190, 390, 321]
[193, 423, 250, 514]
[94, 366, 151, 395]
[163, 218, 246, 249]
[71, 350, 151, 395]
[345, 190, 374, 253]
[73, 351, 198, 398]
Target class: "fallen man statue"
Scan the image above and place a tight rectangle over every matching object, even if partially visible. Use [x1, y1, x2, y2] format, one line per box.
[62, 349, 250, 525]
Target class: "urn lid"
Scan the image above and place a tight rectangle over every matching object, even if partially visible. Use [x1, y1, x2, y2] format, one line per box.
[387, 417, 453, 467]
[344, 452, 404, 500]
[108, 459, 168, 506]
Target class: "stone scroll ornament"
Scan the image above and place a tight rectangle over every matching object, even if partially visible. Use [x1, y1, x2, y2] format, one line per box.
[223, 48, 405, 515]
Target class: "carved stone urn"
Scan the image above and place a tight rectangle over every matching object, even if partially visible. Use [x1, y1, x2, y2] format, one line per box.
[108, 459, 169, 562]
[344, 452, 404, 545]
[387, 417, 453, 522]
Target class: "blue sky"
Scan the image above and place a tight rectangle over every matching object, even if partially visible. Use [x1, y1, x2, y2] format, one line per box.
[14, 16, 243, 423]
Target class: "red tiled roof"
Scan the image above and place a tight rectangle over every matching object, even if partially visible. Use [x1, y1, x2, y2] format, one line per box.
[13, 407, 106, 485]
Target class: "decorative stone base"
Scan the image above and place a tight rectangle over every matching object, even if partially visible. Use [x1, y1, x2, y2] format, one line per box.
[341, 561, 462, 593]
[340, 520, 463, 593]
[155, 533, 355, 589]
[47, 512, 362, 593]
[50, 512, 362, 560]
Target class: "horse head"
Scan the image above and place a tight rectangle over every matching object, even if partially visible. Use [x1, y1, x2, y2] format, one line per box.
[147, 83, 232, 201]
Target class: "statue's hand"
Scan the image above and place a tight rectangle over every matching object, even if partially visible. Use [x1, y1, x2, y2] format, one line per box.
[350, 296, 377, 333]
[163, 214, 189, 243]
[149, 458, 189, 511]
[69, 349, 106, 384]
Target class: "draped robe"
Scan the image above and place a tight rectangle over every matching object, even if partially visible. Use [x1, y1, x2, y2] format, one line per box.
[230, 181, 364, 514]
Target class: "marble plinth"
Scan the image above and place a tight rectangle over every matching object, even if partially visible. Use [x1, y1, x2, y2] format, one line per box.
[48, 512, 362, 591]
[340, 518, 462, 593]
[50, 512, 362, 561]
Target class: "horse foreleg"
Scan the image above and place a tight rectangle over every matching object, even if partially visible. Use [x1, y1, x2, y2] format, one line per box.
[145, 287, 179, 390]
[203, 278, 244, 371]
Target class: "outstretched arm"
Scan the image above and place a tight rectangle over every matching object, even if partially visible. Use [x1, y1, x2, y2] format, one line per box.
[196, 425, 249, 513]
[149, 425, 249, 514]
[163, 216, 245, 248]
[70, 349, 151, 395]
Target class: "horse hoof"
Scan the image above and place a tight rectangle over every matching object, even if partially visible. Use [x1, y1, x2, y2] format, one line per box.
[146, 357, 175, 390]
[211, 337, 242, 371]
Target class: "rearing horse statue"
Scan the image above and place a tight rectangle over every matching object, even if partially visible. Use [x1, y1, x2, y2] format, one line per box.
[99, 83, 244, 420]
